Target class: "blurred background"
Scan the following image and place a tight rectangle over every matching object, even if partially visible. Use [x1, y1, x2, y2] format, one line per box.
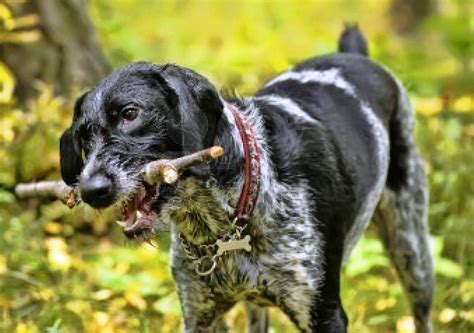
[0, 0, 472, 332]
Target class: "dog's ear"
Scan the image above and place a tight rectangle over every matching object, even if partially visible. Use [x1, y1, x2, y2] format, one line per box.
[60, 94, 86, 185]
[159, 64, 223, 155]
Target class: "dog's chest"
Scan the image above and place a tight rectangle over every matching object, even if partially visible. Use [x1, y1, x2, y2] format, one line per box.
[167, 178, 323, 329]
[171, 243, 304, 304]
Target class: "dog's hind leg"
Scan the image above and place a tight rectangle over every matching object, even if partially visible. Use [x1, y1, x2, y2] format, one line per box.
[374, 183, 433, 332]
[373, 82, 434, 333]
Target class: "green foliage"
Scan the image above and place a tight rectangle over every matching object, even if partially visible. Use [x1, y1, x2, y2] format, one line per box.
[344, 235, 389, 278]
[433, 237, 464, 279]
[1, 0, 473, 332]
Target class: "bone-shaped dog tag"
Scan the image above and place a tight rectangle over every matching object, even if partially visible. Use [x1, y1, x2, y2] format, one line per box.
[216, 235, 252, 256]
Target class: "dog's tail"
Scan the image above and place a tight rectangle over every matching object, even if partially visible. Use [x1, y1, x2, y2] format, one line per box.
[338, 23, 368, 57]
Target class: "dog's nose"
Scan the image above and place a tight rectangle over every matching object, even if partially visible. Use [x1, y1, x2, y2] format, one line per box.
[79, 174, 115, 208]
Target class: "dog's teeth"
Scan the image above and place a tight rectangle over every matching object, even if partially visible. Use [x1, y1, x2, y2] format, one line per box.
[116, 220, 128, 227]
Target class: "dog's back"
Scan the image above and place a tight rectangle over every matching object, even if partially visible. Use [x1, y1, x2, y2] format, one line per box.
[249, 27, 433, 332]
[254, 33, 396, 246]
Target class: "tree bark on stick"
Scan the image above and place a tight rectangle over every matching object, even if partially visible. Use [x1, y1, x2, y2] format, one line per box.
[15, 146, 225, 206]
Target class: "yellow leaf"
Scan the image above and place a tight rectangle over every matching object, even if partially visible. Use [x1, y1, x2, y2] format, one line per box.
[0, 62, 15, 103]
[0, 4, 12, 23]
[44, 237, 71, 271]
[0, 254, 6, 274]
[44, 237, 67, 250]
[15, 323, 28, 333]
[125, 290, 147, 310]
[43, 222, 63, 235]
[109, 297, 127, 312]
[5, 14, 40, 31]
[66, 300, 91, 315]
[94, 311, 109, 326]
[93, 289, 113, 301]
[33, 288, 54, 301]
[114, 262, 130, 275]
[439, 308, 456, 324]
[396, 316, 415, 333]
[415, 97, 443, 117]
[0, 30, 42, 44]
[375, 297, 396, 311]
[48, 250, 71, 270]
[460, 310, 474, 323]
[453, 95, 473, 113]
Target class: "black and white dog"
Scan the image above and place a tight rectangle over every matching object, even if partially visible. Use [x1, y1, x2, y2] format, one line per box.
[59, 27, 433, 332]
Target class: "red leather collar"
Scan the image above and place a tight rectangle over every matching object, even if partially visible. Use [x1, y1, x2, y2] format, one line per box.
[227, 103, 261, 226]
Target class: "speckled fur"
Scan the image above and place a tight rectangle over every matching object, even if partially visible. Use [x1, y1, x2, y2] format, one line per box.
[160, 102, 324, 332]
[372, 81, 433, 333]
[60, 27, 434, 333]
[160, 73, 433, 332]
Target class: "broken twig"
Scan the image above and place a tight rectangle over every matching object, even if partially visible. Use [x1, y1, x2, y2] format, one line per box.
[14, 181, 79, 208]
[14, 146, 225, 204]
[141, 145, 224, 185]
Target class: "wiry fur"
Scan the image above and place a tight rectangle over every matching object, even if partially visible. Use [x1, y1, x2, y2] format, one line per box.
[372, 78, 434, 333]
[59, 26, 433, 332]
[165, 102, 324, 332]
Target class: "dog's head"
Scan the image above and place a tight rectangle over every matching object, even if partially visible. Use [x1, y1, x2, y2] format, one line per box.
[60, 62, 223, 237]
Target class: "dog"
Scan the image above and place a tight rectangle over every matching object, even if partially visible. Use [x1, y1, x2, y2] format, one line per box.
[59, 26, 434, 332]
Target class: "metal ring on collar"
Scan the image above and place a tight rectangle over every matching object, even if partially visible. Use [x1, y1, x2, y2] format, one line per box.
[195, 256, 218, 276]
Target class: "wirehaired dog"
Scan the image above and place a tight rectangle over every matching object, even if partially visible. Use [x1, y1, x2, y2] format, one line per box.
[59, 26, 433, 332]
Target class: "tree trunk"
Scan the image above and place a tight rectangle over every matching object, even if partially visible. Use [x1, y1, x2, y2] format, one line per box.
[0, 0, 110, 103]
[389, 0, 436, 35]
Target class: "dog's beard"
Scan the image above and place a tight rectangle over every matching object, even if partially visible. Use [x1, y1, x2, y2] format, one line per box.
[90, 148, 174, 240]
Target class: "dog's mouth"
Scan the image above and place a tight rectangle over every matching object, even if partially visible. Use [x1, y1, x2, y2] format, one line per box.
[116, 183, 160, 238]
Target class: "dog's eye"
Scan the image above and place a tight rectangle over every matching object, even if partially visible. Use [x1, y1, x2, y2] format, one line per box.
[120, 107, 139, 122]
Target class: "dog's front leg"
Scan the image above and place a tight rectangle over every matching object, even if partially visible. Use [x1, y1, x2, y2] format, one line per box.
[172, 263, 234, 332]
[177, 282, 232, 333]
[310, 233, 348, 333]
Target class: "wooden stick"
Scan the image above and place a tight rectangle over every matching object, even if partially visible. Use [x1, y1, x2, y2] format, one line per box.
[14, 181, 79, 208]
[14, 146, 225, 204]
[141, 146, 224, 185]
